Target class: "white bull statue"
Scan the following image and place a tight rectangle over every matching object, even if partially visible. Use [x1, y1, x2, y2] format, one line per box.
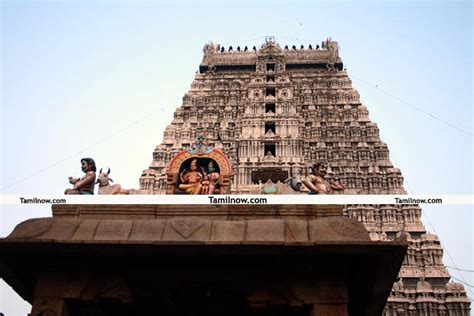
[96, 168, 130, 195]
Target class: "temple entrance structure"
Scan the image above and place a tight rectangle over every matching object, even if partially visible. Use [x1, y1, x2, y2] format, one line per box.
[0, 39, 469, 315]
[0, 204, 407, 316]
[137, 38, 471, 314]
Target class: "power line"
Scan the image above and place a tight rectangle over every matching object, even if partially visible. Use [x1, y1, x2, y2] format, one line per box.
[451, 276, 474, 289]
[447, 266, 474, 273]
[350, 74, 472, 137]
[422, 210, 474, 297]
[0, 111, 159, 192]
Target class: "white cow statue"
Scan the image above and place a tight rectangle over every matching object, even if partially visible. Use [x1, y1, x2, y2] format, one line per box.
[96, 168, 130, 195]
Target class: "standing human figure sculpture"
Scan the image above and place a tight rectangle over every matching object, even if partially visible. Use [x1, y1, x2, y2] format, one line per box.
[201, 161, 220, 195]
[65, 158, 96, 195]
[179, 159, 203, 194]
[302, 161, 346, 194]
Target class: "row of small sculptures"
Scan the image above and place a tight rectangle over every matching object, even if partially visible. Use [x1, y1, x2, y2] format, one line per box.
[64, 158, 346, 195]
[64, 158, 130, 195]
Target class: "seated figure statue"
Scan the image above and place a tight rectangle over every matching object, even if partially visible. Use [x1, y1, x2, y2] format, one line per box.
[65, 158, 96, 195]
[262, 179, 278, 194]
[178, 159, 203, 194]
[301, 160, 346, 194]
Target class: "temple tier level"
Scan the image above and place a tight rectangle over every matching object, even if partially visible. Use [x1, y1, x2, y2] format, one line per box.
[139, 38, 470, 315]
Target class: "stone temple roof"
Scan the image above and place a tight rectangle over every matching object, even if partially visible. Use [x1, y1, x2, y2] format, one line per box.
[201, 38, 342, 68]
[0, 204, 408, 316]
[6, 216, 373, 245]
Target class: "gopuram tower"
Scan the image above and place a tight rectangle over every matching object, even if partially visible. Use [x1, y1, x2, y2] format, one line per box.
[139, 38, 470, 315]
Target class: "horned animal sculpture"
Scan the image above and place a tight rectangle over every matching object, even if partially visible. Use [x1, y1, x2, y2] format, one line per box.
[96, 168, 130, 195]
[277, 176, 305, 194]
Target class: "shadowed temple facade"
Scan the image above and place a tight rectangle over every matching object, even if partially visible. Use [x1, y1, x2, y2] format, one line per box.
[138, 38, 471, 315]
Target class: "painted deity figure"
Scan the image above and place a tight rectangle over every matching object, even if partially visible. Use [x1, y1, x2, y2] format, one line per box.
[301, 160, 346, 194]
[262, 179, 278, 194]
[201, 161, 220, 195]
[179, 159, 203, 194]
[65, 158, 96, 195]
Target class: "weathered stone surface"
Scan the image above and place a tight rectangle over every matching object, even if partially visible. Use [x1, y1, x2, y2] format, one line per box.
[94, 220, 133, 241]
[308, 217, 370, 242]
[162, 218, 211, 242]
[8, 218, 51, 239]
[284, 220, 309, 243]
[40, 219, 80, 241]
[210, 220, 246, 243]
[6, 214, 377, 245]
[71, 219, 100, 241]
[128, 219, 166, 241]
[246, 219, 285, 243]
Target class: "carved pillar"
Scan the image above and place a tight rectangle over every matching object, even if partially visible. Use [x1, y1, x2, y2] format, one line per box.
[30, 274, 71, 316]
[30, 300, 70, 316]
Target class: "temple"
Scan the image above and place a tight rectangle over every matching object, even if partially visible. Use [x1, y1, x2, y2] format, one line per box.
[138, 38, 471, 314]
[0, 38, 469, 315]
[0, 205, 407, 316]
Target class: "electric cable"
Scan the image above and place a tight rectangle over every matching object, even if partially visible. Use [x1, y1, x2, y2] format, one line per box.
[422, 210, 474, 297]
[446, 266, 474, 273]
[350, 74, 472, 137]
[0, 110, 162, 192]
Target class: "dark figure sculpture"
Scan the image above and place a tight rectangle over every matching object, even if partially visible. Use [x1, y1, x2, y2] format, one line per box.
[301, 161, 346, 194]
[65, 158, 96, 195]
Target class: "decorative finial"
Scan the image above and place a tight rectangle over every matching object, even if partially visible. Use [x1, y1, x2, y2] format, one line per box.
[265, 36, 275, 43]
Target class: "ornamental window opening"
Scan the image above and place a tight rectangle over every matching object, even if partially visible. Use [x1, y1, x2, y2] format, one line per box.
[266, 63, 275, 72]
[266, 75, 275, 83]
[265, 122, 276, 134]
[265, 103, 276, 113]
[266, 87, 276, 97]
[264, 143, 276, 157]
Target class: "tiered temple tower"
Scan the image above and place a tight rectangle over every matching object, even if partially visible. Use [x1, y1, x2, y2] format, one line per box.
[139, 38, 470, 315]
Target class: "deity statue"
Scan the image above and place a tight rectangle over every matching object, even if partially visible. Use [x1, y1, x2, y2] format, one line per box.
[262, 179, 278, 194]
[301, 160, 346, 194]
[65, 158, 96, 195]
[263, 151, 277, 162]
[179, 159, 203, 194]
[201, 161, 220, 195]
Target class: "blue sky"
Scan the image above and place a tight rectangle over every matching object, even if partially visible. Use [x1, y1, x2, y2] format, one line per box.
[1, 1, 472, 314]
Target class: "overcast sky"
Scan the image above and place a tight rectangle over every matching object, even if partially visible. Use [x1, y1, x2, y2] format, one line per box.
[1, 1, 472, 314]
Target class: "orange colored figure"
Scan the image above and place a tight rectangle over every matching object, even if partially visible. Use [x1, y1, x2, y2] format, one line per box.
[302, 161, 346, 194]
[179, 159, 203, 194]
